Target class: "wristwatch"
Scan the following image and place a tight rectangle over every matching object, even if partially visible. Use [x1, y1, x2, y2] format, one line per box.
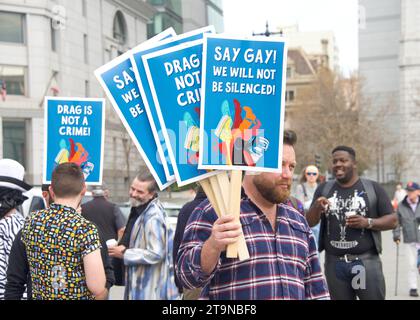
[367, 218, 374, 229]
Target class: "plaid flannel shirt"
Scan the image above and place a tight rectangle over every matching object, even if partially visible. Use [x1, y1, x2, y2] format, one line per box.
[176, 198, 330, 300]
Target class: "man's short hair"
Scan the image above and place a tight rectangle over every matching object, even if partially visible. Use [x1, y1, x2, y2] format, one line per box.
[135, 171, 158, 193]
[284, 130, 297, 146]
[51, 163, 85, 198]
[332, 145, 356, 160]
[90, 182, 108, 197]
[41, 184, 50, 192]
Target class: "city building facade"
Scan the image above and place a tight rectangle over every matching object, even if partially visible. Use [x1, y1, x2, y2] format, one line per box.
[0, 0, 221, 201]
[359, 0, 420, 183]
[147, 0, 223, 36]
[280, 24, 339, 72]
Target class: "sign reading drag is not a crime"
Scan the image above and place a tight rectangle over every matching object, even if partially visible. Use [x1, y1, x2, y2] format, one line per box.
[198, 34, 288, 173]
[142, 40, 217, 186]
[43, 97, 105, 184]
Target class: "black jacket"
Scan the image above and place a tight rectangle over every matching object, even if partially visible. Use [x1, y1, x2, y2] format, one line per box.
[173, 191, 207, 293]
[81, 196, 125, 242]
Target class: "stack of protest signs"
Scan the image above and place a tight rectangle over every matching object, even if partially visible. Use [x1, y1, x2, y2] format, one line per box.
[94, 26, 287, 261]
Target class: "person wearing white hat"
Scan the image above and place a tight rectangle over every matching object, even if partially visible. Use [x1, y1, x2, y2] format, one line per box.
[0, 159, 32, 299]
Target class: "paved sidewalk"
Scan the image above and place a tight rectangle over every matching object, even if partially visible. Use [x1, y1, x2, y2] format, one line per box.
[381, 230, 419, 300]
[109, 230, 420, 300]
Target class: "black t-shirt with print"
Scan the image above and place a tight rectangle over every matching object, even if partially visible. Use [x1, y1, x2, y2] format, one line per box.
[312, 179, 393, 255]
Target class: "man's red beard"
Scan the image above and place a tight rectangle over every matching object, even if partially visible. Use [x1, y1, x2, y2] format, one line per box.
[253, 176, 291, 204]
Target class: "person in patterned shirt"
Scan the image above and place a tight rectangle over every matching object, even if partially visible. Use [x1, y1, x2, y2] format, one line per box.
[176, 130, 330, 300]
[22, 162, 106, 300]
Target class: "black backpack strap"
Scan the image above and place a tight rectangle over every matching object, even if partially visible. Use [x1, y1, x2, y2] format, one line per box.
[321, 180, 336, 198]
[289, 196, 299, 211]
[360, 178, 383, 254]
[360, 178, 377, 218]
[301, 183, 308, 199]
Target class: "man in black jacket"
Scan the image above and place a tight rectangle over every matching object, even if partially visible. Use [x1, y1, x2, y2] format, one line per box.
[82, 185, 125, 285]
[173, 187, 207, 299]
[4, 184, 115, 300]
[82, 185, 125, 243]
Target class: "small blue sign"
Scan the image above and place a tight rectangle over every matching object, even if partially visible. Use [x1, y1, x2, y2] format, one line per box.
[94, 28, 176, 190]
[130, 26, 215, 182]
[198, 35, 288, 173]
[142, 40, 217, 186]
[43, 97, 105, 184]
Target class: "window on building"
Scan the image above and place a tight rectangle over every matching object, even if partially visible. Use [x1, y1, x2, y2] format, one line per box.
[113, 11, 127, 44]
[0, 65, 26, 96]
[85, 80, 89, 97]
[82, 0, 87, 17]
[148, 0, 182, 16]
[285, 90, 295, 102]
[147, 12, 182, 38]
[207, 3, 224, 33]
[83, 34, 88, 63]
[0, 11, 24, 44]
[51, 20, 57, 52]
[3, 119, 26, 167]
[286, 66, 293, 78]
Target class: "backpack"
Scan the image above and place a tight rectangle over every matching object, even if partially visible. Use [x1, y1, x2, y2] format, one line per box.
[289, 196, 305, 216]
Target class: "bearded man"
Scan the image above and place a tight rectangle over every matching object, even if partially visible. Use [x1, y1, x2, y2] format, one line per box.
[108, 172, 178, 300]
[176, 130, 330, 300]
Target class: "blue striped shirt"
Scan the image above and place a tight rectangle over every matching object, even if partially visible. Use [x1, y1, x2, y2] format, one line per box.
[176, 199, 330, 300]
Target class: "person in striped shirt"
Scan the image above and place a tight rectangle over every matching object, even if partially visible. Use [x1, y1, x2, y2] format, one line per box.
[0, 159, 32, 300]
[176, 130, 330, 300]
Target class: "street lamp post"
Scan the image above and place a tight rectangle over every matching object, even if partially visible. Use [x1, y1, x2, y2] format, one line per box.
[252, 21, 283, 37]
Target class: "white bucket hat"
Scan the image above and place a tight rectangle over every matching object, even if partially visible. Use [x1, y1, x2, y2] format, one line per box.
[0, 159, 32, 192]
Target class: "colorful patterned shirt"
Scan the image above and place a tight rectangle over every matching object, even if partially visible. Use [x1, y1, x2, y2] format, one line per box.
[22, 203, 101, 300]
[176, 199, 330, 300]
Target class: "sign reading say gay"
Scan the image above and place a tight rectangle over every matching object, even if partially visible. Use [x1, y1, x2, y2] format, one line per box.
[199, 35, 288, 173]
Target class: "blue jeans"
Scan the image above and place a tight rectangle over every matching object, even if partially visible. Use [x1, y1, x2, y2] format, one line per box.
[417, 249, 420, 268]
[311, 223, 320, 249]
[325, 253, 386, 300]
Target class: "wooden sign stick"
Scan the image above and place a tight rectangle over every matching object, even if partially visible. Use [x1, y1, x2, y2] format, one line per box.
[226, 170, 249, 259]
[209, 174, 228, 214]
[199, 178, 221, 217]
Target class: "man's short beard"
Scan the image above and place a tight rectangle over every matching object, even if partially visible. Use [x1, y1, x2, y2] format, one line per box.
[335, 168, 354, 184]
[254, 177, 291, 204]
[129, 197, 143, 207]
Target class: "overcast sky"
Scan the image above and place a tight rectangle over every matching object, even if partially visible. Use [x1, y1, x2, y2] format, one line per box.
[222, 0, 359, 75]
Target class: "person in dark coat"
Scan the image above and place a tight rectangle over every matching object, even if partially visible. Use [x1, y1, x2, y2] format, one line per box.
[173, 186, 207, 298]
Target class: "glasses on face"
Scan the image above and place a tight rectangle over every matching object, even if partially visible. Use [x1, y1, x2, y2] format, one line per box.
[306, 172, 318, 176]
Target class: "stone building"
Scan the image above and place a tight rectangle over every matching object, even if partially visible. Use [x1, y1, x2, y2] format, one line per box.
[0, 0, 223, 201]
[359, 0, 420, 183]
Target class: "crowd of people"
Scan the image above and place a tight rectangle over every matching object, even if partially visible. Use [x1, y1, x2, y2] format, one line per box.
[1, 129, 419, 300]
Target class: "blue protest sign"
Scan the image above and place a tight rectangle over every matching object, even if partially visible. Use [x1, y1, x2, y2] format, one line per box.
[43, 97, 105, 184]
[94, 28, 176, 190]
[130, 26, 215, 183]
[198, 35, 288, 173]
[142, 40, 218, 186]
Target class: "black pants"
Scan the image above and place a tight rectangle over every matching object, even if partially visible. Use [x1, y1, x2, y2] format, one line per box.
[325, 253, 386, 300]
